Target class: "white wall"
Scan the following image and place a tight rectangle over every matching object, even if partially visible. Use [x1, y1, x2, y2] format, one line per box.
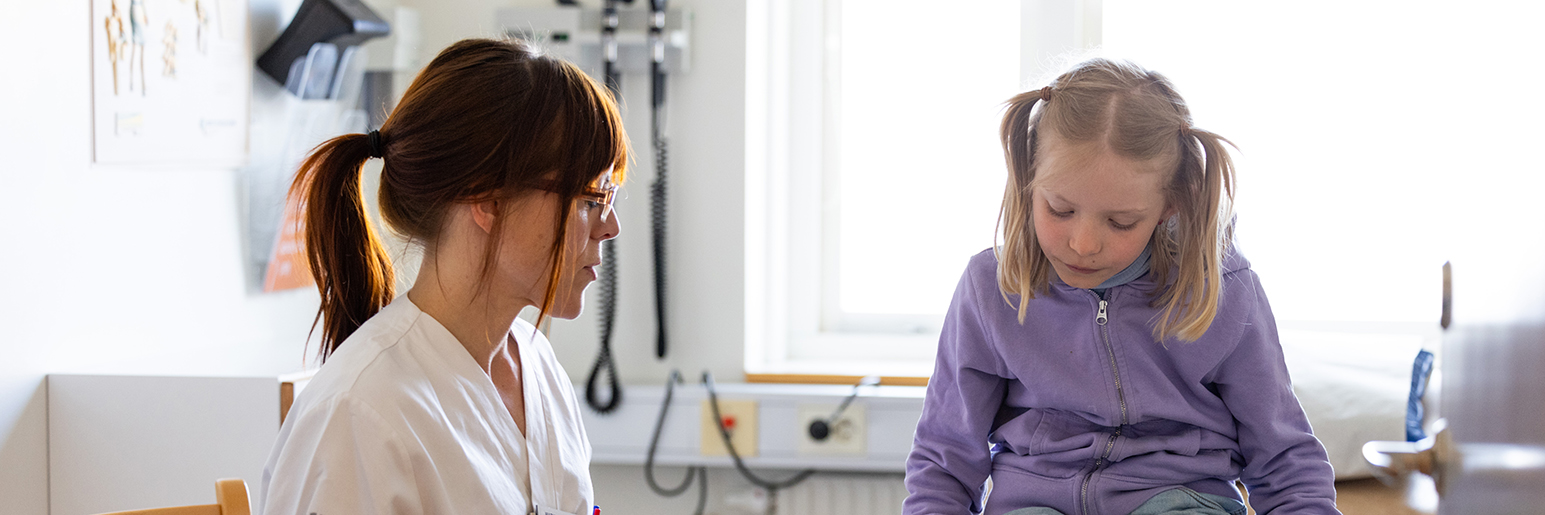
[0, 1, 328, 514]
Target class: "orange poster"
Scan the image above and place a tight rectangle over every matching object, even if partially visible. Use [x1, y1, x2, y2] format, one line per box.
[264, 195, 314, 292]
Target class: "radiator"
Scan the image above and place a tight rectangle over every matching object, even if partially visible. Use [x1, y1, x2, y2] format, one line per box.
[775, 474, 908, 515]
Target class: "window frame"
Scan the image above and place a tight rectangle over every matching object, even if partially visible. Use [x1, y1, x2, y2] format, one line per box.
[744, 0, 1105, 377]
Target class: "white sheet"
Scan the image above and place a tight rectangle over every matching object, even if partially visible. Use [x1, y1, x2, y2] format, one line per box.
[1279, 329, 1429, 479]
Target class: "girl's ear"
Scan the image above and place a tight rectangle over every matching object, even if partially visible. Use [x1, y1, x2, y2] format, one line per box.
[470, 200, 500, 234]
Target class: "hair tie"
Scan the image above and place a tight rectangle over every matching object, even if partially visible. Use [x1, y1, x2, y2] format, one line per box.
[366, 130, 384, 159]
[1040, 86, 1054, 102]
[1180, 125, 1194, 138]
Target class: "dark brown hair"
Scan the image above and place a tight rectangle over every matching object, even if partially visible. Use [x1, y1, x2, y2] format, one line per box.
[289, 38, 629, 361]
[997, 58, 1235, 342]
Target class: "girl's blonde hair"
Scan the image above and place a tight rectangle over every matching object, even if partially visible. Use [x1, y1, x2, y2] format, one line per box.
[996, 58, 1235, 342]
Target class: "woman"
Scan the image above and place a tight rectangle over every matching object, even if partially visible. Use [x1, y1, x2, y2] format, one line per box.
[259, 38, 627, 515]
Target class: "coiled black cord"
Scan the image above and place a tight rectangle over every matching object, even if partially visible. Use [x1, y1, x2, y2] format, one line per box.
[587, 0, 625, 415]
[650, 117, 669, 359]
[645, 371, 708, 515]
[586, 240, 622, 413]
[649, 0, 669, 360]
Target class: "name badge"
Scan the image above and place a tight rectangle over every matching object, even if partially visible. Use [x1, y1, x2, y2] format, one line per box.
[531, 504, 579, 515]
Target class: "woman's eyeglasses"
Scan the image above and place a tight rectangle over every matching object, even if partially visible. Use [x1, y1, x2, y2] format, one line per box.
[531, 172, 618, 222]
[578, 181, 617, 222]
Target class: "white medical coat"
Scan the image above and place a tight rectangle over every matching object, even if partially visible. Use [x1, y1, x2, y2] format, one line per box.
[259, 296, 594, 515]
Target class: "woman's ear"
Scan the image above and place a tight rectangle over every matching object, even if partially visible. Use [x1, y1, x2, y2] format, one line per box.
[470, 200, 500, 235]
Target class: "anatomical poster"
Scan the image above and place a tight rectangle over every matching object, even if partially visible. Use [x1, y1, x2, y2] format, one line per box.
[92, 0, 249, 166]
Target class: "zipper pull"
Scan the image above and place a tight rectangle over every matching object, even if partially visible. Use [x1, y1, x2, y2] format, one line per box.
[1097, 300, 1108, 325]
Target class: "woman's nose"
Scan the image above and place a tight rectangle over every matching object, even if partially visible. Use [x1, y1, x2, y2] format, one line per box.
[597, 209, 621, 241]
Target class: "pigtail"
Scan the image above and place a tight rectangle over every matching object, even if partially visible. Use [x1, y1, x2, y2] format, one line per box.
[289, 133, 397, 361]
[995, 90, 1052, 322]
[1197, 130, 1237, 247]
[1152, 128, 1236, 342]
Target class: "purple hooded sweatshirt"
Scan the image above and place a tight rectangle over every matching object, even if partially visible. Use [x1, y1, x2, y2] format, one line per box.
[904, 247, 1338, 515]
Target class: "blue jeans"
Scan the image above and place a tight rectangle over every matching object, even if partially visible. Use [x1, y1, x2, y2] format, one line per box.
[1003, 487, 1248, 515]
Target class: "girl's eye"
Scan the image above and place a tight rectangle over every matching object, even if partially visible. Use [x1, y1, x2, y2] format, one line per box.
[1110, 220, 1137, 231]
[583, 199, 602, 211]
[1048, 207, 1073, 218]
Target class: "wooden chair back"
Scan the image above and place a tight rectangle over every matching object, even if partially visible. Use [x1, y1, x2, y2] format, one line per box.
[93, 478, 249, 515]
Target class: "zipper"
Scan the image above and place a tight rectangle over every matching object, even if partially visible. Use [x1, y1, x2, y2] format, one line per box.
[1079, 291, 1129, 515]
[1099, 299, 1127, 423]
[1080, 428, 1122, 515]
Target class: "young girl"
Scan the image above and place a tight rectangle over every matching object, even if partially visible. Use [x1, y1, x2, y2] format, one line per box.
[259, 38, 625, 515]
[903, 59, 1338, 515]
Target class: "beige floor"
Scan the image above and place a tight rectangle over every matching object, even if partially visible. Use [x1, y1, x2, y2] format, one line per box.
[1334, 479, 1426, 515]
[1240, 478, 1425, 515]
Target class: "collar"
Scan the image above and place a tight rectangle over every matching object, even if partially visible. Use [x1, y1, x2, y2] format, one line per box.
[1094, 245, 1152, 291]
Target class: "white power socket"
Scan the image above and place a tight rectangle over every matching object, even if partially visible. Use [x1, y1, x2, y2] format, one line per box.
[796, 403, 866, 456]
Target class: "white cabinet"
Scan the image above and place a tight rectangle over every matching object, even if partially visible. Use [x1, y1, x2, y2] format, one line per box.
[47, 374, 279, 515]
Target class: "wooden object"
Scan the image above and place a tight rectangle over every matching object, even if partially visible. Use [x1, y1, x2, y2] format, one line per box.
[278, 369, 317, 425]
[745, 373, 928, 387]
[93, 478, 250, 515]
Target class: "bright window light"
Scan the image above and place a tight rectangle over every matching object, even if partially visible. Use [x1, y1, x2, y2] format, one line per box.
[833, 0, 1021, 318]
[1101, 0, 1471, 323]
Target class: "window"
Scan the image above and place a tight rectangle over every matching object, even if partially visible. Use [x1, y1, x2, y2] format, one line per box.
[748, 0, 1496, 377]
[832, 1, 1021, 329]
[747, 0, 1085, 376]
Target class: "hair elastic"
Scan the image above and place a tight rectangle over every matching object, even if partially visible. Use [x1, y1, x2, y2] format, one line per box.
[1180, 125, 1194, 138]
[1040, 86, 1054, 102]
[366, 130, 384, 159]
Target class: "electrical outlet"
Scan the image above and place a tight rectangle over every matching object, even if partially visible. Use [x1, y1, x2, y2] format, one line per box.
[796, 403, 866, 456]
[701, 399, 758, 457]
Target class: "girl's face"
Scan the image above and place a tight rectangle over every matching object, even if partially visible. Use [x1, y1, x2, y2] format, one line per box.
[495, 170, 621, 319]
[1032, 138, 1173, 290]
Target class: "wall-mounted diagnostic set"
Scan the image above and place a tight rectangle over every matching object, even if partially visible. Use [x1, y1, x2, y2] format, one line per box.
[496, 1, 691, 413]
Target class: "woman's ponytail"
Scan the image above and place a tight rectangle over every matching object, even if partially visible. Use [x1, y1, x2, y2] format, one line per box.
[288, 133, 397, 361]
